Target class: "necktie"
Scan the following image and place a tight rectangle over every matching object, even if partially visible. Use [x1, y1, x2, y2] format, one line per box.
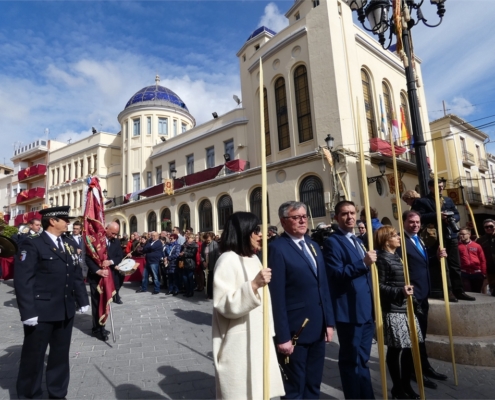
[299, 240, 317, 275]
[351, 235, 366, 258]
[412, 235, 426, 259]
[57, 237, 64, 252]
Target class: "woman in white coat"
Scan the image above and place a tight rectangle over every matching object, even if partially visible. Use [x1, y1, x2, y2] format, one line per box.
[212, 212, 285, 399]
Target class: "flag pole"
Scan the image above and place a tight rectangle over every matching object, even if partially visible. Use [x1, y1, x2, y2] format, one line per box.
[433, 158, 458, 385]
[259, 57, 270, 400]
[356, 98, 387, 399]
[109, 303, 116, 343]
[389, 131, 425, 399]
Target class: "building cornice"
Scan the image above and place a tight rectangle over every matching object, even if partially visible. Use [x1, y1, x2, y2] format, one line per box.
[430, 114, 489, 141]
[248, 27, 307, 73]
[49, 144, 122, 164]
[107, 150, 320, 212]
[236, 30, 276, 58]
[285, 0, 305, 18]
[150, 118, 249, 160]
[354, 33, 406, 74]
[117, 102, 196, 126]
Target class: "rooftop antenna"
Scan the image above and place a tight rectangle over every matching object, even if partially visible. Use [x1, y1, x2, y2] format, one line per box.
[45, 128, 49, 141]
[155, 73, 160, 89]
[68, 139, 72, 144]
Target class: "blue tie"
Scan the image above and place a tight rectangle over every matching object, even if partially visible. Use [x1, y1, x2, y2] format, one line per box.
[299, 240, 317, 275]
[351, 235, 366, 258]
[412, 235, 426, 259]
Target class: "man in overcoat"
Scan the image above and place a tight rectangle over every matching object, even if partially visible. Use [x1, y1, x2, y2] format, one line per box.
[14, 206, 89, 399]
[269, 201, 335, 399]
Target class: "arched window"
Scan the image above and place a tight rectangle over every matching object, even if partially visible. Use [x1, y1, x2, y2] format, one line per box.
[114, 219, 120, 234]
[275, 77, 290, 151]
[249, 187, 269, 223]
[161, 208, 171, 231]
[178, 204, 190, 232]
[198, 199, 213, 232]
[122, 221, 127, 235]
[382, 82, 393, 137]
[294, 65, 313, 143]
[400, 93, 412, 144]
[218, 195, 233, 230]
[129, 216, 137, 234]
[147, 211, 157, 232]
[361, 69, 377, 139]
[263, 88, 271, 156]
[299, 176, 325, 218]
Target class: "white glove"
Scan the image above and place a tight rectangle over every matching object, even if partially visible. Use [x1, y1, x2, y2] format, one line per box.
[77, 305, 89, 314]
[22, 317, 38, 326]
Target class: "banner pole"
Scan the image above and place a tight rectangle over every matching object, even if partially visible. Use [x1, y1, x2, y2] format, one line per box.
[356, 98, 387, 399]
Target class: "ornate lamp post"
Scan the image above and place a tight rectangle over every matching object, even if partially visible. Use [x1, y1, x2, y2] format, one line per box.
[345, 0, 446, 196]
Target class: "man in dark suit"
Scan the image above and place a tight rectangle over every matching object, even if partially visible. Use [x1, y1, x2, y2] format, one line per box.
[136, 231, 164, 295]
[269, 201, 335, 399]
[86, 222, 123, 341]
[16, 218, 42, 245]
[412, 178, 474, 301]
[402, 210, 448, 388]
[323, 200, 376, 399]
[14, 206, 89, 399]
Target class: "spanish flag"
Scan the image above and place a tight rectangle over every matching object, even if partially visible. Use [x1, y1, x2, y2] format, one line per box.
[400, 106, 410, 144]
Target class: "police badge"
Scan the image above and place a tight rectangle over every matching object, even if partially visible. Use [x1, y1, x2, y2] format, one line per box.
[20, 250, 27, 262]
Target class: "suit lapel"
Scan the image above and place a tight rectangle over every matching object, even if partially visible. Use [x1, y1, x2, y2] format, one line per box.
[282, 234, 317, 278]
[336, 230, 361, 257]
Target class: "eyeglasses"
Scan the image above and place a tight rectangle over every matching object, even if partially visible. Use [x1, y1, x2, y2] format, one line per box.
[284, 215, 308, 221]
[484, 225, 495, 229]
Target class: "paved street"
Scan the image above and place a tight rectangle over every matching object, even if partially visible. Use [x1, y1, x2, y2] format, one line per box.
[1, 279, 494, 399]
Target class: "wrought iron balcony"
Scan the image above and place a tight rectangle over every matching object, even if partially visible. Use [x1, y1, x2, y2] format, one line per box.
[462, 150, 475, 165]
[479, 158, 489, 171]
[466, 189, 482, 204]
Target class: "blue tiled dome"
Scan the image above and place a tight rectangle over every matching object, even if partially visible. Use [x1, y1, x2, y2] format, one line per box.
[125, 85, 189, 111]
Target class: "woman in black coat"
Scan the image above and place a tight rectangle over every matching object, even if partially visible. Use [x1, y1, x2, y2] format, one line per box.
[375, 225, 423, 399]
[180, 233, 198, 297]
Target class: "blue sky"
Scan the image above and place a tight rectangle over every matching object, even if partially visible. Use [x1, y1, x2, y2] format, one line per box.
[0, 0, 494, 166]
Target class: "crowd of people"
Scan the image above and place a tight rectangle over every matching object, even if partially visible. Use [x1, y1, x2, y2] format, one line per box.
[10, 177, 495, 399]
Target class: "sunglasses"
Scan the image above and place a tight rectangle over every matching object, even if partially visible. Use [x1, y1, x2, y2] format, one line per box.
[484, 225, 495, 229]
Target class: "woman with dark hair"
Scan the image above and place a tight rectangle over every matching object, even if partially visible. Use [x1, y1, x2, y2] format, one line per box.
[164, 234, 181, 296]
[212, 212, 284, 399]
[375, 225, 423, 399]
[180, 233, 198, 297]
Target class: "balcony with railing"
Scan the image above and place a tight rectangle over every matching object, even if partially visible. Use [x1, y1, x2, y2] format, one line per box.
[466, 189, 482, 204]
[16, 187, 46, 205]
[18, 164, 47, 183]
[14, 210, 42, 227]
[479, 158, 489, 171]
[462, 150, 475, 166]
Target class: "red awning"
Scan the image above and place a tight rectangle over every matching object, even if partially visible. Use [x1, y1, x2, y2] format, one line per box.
[370, 138, 407, 157]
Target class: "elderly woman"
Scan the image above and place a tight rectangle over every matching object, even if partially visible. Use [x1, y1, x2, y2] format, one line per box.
[212, 212, 284, 399]
[402, 190, 421, 208]
[375, 225, 423, 399]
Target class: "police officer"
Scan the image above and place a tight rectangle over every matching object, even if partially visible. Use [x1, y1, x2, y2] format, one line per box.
[14, 206, 89, 399]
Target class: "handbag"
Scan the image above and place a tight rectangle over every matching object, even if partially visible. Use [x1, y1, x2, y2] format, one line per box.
[178, 259, 184, 268]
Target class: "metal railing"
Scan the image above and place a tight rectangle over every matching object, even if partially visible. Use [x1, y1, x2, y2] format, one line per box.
[466, 189, 482, 204]
[462, 150, 475, 164]
[479, 158, 489, 171]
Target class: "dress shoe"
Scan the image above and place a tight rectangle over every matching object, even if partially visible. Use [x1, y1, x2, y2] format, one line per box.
[92, 329, 108, 342]
[404, 387, 420, 399]
[114, 299, 123, 304]
[172, 292, 179, 296]
[424, 366, 448, 381]
[412, 374, 437, 389]
[448, 292, 458, 303]
[455, 292, 476, 301]
[152, 291, 160, 295]
[391, 387, 409, 399]
[135, 289, 146, 293]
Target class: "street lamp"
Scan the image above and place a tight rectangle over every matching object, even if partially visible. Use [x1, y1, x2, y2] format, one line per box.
[367, 160, 387, 185]
[346, 0, 446, 196]
[102, 189, 108, 198]
[49, 197, 54, 206]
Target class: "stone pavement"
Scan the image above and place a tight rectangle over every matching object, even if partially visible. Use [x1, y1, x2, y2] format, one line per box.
[1, 278, 494, 399]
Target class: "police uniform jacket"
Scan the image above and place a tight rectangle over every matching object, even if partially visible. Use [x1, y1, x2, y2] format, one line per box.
[14, 231, 89, 322]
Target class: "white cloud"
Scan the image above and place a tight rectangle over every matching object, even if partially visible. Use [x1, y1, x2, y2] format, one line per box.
[258, 2, 289, 33]
[445, 97, 475, 118]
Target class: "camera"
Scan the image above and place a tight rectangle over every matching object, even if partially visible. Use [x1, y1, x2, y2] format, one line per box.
[311, 223, 337, 248]
[443, 211, 460, 233]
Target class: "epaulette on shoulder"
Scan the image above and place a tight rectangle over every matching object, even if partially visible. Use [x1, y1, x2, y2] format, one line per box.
[28, 234, 40, 239]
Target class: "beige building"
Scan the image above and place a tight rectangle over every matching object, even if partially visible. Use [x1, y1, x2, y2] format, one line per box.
[102, 0, 433, 234]
[0, 165, 14, 223]
[430, 114, 495, 228]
